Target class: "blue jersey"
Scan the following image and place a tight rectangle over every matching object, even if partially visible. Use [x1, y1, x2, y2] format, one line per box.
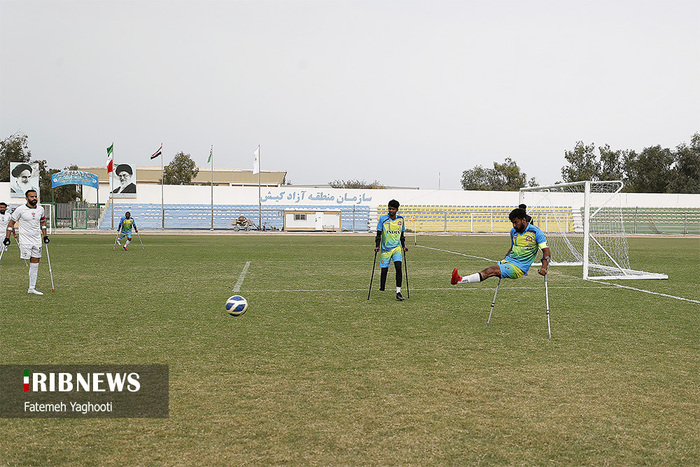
[119, 216, 136, 234]
[503, 223, 548, 274]
[376, 214, 405, 252]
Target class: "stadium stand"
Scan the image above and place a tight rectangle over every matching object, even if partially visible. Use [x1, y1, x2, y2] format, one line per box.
[100, 204, 371, 231]
[97, 202, 698, 235]
[600, 207, 700, 235]
[396, 204, 698, 235]
[395, 205, 573, 233]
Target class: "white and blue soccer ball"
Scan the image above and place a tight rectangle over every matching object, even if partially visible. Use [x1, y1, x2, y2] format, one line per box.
[225, 295, 249, 316]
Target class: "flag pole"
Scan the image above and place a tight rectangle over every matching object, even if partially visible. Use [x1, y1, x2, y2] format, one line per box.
[257, 145, 261, 229]
[210, 145, 214, 230]
[108, 143, 114, 229]
[161, 143, 164, 230]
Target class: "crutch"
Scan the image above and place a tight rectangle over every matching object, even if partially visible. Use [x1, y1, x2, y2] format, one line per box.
[486, 278, 501, 326]
[403, 249, 409, 299]
[367, 250, 378, 300]
[44, 241, 55, 292]
[545, 273, 551, 339]
[136, 230, 145, 250]
[112, 230, 121, 251]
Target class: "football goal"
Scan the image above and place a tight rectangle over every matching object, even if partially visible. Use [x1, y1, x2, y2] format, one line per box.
[519, 181, 668, 280]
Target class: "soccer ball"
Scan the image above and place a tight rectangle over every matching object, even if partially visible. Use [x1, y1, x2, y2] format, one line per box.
[225, 295, 248, 316]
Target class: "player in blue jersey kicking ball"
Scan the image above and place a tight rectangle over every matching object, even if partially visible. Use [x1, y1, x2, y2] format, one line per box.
[375, 199, 408, 301]
[116, 211, 138, 250]
[451, 208, 550, 284]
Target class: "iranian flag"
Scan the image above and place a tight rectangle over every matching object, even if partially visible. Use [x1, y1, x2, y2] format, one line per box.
[106, 143, 114, 173]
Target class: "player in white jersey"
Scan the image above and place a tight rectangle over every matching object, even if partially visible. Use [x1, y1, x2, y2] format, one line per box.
[3, 190, 50, 295]
[0, 202, 11, 253]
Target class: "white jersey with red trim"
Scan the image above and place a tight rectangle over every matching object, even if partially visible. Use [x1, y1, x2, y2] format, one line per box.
[11, 204, 45, 245]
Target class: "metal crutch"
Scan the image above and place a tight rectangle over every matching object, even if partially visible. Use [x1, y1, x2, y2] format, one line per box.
[112, 230, 121, 251]
[403, 249, 409, 299]
[136, 230, 145, 250]
[44, 241, 55, 292]
[367, 250, 378, 300]
[545, 274, 552, 339]
[486, 277, 501, 326]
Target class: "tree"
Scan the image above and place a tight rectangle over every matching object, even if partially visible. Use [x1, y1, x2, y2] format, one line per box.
[668, 132, 700, 194]
[561, 142, 600, 182]
[493, 158, 533, 191]
[328, 179, 385, 189]
[623, 145, 674, 193]
[460, 166, 491, 190]
[162, 152, 199, 185]
[560, 134, 699, 193]
[461, 157, 535, 191]
[0, 132, 32, 182]
[34, 159, 52, 201]
[598, 144, 626, 181]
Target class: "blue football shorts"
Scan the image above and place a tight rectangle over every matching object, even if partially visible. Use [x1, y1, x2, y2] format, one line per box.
[498, 260, 525, 279]
[380, 246, 403, 268]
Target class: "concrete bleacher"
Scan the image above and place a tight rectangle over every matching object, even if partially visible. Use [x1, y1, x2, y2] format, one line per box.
[395, 205, 574, 233]
[100, 204, 371, 231]
[601, 207, 700, 235]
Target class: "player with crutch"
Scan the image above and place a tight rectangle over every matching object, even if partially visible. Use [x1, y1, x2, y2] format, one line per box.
[0, 201, 10, 264]
[115, 211, 139, 251]
[3, 190, 51, 295]
[373, 199, 408, 301]
[451, 208, 552, 337]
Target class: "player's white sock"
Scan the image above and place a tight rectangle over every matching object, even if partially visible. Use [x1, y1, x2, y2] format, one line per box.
[125, 239, 131, 247]
[460, 273, 482, 283]
[28, 262, 39, 289]
[396, 286, 401, 293]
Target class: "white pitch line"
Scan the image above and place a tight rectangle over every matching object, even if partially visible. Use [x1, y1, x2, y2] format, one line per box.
[588, 280, 700, 304]
[232, 261, 251, 292]
[243, 285, 614, 293]
[415, 244, 494, 262]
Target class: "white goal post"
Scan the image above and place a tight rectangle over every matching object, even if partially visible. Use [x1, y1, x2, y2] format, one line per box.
[519, 181, 668, 280]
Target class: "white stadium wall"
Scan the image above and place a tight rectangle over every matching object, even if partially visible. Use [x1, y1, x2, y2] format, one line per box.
[0, 181, 698, 210]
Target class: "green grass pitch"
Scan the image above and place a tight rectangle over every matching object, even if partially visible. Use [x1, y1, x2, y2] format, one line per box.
[1, 233, 698, 465]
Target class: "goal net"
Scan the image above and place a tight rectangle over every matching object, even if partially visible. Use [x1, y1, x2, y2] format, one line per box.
[519, 181, 667, 280]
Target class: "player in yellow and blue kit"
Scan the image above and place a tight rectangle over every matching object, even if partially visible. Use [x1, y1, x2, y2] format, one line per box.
[375, 199, 408, 301]
[451, 208, 550, 284]
[116, 211, 138, 251]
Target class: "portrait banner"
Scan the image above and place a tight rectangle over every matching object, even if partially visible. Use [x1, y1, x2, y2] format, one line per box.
[111, 163, 137, 198]
[10, 162, 40, 198]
